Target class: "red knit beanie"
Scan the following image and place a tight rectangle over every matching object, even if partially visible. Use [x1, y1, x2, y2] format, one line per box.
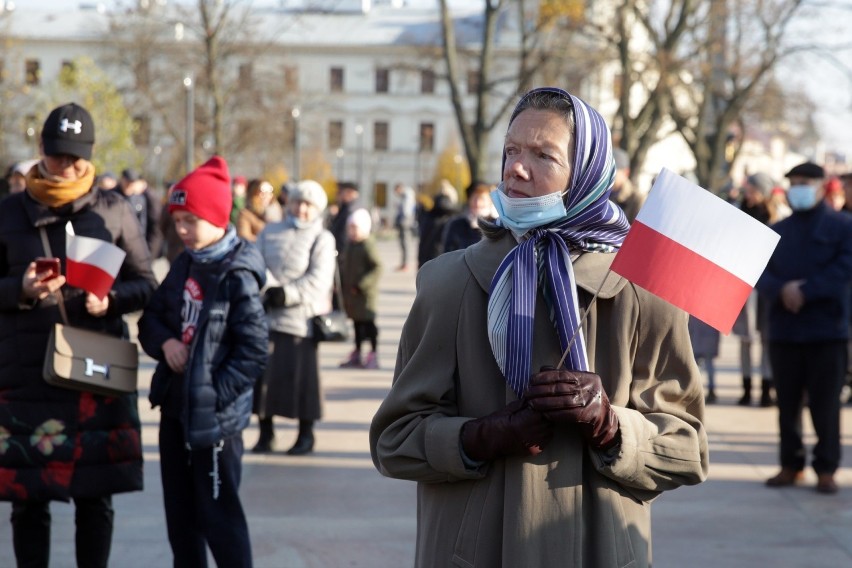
[168, 155, 233, 228]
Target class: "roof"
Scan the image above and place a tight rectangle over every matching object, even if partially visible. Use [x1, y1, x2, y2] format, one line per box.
[2, 2, 501, 48]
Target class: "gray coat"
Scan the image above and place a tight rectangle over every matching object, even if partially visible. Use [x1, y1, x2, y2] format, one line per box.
[256, 218, 336, 338]
[370, 233, 709, 568]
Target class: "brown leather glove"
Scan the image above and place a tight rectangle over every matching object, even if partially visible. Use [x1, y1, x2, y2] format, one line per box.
[525, 368, 621, 450]
[460, 400, 553, 462]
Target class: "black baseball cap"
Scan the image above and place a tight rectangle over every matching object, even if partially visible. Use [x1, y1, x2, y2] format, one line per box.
[41, 103, 95, 160]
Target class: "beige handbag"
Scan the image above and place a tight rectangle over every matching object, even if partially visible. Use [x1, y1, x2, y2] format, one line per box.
[39, 227, 139, 396]
[43, 323, 138, 396]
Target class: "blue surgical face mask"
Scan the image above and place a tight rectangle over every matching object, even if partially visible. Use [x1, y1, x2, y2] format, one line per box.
[490, 183, 567, 235]
[787, 184, 818, 211]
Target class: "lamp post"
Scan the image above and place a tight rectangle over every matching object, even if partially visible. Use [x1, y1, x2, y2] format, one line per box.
[183, 74, 194, 173]
[335, 147, 345, 180]
[291, 106, 301, 181]
[354, 123, 364, 191]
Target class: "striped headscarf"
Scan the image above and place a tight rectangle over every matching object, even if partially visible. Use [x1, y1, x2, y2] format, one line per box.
[487, 87, 630, 398]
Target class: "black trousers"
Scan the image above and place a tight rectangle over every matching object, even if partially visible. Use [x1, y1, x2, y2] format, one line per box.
[11, 495, 114, 568]
[159, 415, 252, 568]
[354, 320, 378, 352]
[770, 341, 848, 474]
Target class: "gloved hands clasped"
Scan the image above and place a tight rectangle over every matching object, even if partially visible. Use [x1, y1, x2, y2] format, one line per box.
[460, 399, 553, 462]
[263, 286, 286, 311]
[525, 368, 621, 451]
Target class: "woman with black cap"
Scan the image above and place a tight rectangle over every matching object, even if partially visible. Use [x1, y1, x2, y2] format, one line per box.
[0, 103, 156, 567]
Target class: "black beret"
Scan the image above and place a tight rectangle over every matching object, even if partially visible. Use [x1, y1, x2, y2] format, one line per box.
[785, 161, 824, 179]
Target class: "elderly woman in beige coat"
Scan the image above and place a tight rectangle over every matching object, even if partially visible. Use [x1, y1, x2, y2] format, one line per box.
[370, 87, 709, 568]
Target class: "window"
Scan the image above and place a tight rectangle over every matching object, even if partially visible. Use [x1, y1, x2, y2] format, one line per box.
[421, 69, 435, 94]
[374, 121, 389, 151]
[25, 59, 40, 86]
[328, 120, 343, 150]
[283, 66, 299, 92]
[374, 182, 388, 208]
[61, 60, 75, 74]
[330, 67, 344, 93]
[133, 115, 151, 146]
[419, 122, 434, 152]
[239, 63, 253, 86]
[375, 68, 389, 93]
[466, 70, 479, 94]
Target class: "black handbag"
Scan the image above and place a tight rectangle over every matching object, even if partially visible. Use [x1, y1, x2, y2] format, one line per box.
[312, 258, 350, 342]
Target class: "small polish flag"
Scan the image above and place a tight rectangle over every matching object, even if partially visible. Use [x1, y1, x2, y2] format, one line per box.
[610, 168, 780, 334]
[65, 222, 126, 299]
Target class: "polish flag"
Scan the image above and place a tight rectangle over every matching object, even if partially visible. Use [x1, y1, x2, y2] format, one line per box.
[65, 222, 126, 299]
[610, 168, 779, 334]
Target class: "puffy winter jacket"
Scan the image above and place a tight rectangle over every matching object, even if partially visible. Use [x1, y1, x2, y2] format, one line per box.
[138, 240, 268, 449]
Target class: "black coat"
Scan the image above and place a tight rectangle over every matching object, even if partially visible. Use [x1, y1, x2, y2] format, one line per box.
[0, 187, 156, 502]
[138, 241, 268, 449]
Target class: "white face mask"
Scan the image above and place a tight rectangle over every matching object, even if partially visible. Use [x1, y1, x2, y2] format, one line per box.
[490, 183, 567, 235]
[787, 184, 818, 211]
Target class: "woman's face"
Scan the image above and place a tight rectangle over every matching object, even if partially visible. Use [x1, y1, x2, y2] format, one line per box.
[502, 109, 574, 198]
[290, 199, 318, 223]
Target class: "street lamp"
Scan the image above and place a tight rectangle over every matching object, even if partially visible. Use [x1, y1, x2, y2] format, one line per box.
[335, 147, 345, 180]
[354, 123, 364, 191]
[183, 74, 194, 173]
[291, 107, 301, 181]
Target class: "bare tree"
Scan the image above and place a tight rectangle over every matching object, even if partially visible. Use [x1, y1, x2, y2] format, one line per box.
[664, 0, 812, 190]
[438, 0, 592, 184]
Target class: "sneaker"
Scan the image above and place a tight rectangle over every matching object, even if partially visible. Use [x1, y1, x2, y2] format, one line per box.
[339, 350, 363, 368]
[363, 352, 379, 369]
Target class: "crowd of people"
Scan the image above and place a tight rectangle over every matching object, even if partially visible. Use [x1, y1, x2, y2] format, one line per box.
[0, 92, 850, 567]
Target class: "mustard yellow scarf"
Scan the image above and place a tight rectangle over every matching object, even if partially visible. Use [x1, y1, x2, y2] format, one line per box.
[26, 160, 96, 208]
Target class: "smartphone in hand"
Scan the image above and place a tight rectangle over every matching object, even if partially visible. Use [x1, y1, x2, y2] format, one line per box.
[34, 257, 61, 282]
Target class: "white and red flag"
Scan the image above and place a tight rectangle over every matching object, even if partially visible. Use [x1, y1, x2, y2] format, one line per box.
[610, 168, 780, 334]
[65, 222, 126, 299]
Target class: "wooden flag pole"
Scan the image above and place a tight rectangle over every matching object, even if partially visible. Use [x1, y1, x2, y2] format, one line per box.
[555, 268, 617, 370]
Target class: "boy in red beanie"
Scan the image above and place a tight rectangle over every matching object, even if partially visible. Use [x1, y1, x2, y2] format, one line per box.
[138, 156, 268, 567]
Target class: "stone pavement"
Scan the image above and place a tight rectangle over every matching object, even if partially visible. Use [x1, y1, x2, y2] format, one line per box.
[3, 236, 852, 567]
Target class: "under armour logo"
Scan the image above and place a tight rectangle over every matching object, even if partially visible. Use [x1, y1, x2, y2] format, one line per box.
[59, 118, 82, 134]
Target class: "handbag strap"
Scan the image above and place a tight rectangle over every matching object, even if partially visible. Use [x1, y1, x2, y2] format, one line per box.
[309, 231, 345, 310]
[332, 250, 345, 310]
[38, 226, 70, 325]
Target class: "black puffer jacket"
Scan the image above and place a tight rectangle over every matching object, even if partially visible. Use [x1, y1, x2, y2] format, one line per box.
[0, 187, 156, 502]
[138, 240, 268, 449]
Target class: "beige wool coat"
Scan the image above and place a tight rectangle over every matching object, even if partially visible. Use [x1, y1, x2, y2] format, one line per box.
[370, 232, 709, 568]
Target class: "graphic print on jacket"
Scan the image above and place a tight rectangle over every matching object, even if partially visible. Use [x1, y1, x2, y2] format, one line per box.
[182, 277, 203, 344]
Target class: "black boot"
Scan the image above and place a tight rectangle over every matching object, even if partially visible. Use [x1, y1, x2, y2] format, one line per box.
[287, 420, 315, 455]
[760, 379, 774, 407]
[737, 377, 752, 406]
[252, 417, 275, 453]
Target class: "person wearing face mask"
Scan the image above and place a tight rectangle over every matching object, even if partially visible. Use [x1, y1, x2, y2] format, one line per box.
[252, 180, 336, 455]
[370, 87, 708, 568]
[756, 161, 852, 494]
